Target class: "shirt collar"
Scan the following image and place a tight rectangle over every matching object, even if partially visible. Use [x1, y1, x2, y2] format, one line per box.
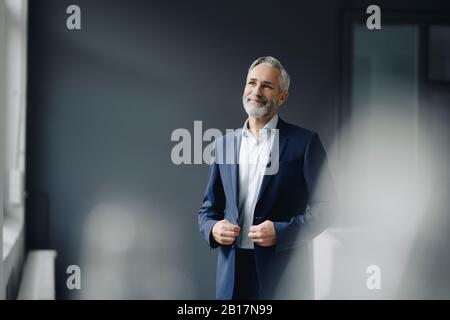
[242, 114, 279, 138]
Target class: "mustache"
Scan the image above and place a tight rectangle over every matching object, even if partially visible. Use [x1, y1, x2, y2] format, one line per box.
[244, 95, 268, 104]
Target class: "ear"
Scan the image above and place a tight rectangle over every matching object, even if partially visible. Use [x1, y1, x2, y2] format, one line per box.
[278, 91, 289, 107]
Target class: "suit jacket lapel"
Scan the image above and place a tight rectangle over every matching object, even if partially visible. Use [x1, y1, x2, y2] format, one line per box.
[230, 129, 242, 218]
[256, 118, 288, 205]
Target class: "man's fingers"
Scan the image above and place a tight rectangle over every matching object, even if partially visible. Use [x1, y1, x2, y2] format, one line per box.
[217, 234, 235, 242]
[212, 220, 242, 245]
[221, 223, 241, 233]
[248, 231, 262, 239]
[250, 237, 263, 244]
[224, 224, 241, 232]
[247, 221, 276, 246]
[219, 230, 239, 238]
[219, 237, 236, 245]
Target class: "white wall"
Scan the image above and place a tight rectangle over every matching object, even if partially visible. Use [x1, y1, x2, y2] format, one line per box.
[0, 0, 28, 300]
[0, 0, 7, 300]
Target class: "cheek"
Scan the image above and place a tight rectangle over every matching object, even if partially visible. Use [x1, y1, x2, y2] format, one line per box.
[272, 92, 282, 102]
[264, 93, 275, 101]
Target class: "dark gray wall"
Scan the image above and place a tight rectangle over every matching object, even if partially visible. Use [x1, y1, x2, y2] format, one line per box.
[26, 0, 450, 299]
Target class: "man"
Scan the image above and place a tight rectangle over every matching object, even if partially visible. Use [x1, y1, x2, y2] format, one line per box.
[198, 56, 336, 299]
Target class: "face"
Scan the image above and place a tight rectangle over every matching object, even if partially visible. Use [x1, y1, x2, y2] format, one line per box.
[242, 63, 289, 119]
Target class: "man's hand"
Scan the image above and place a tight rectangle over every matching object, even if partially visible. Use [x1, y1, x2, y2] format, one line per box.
[248, 220, 277, 247]
[211, 219, 241, 245]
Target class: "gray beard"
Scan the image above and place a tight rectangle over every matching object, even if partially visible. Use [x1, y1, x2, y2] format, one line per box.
[242, 97, 277, 119]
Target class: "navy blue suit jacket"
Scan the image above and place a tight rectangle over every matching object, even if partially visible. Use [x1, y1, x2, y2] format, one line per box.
[198, 117, 336, 299]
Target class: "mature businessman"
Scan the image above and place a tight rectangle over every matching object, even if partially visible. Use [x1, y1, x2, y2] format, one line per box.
[198, 56, 336, 300]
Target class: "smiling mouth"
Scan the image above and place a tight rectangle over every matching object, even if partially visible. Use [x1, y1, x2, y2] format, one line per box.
[250, 98, 265, 104]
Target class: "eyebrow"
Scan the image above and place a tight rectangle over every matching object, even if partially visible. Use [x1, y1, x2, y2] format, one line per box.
[248, 78, 275, 86]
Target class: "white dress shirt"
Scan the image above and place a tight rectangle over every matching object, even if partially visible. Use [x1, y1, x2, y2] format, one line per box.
[236, 114, 278, 249]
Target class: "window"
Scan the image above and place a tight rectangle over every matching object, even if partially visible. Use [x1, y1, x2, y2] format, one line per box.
[428, 25, 450, 82]
[0, 0, 28, 300]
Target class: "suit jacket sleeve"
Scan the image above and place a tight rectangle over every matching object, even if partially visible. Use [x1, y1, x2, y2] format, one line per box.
[273, 132, 337, 252]
[198, 142, 225, 249]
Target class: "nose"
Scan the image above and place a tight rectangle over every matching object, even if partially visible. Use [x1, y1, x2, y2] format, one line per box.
[252, 84, 263, 98]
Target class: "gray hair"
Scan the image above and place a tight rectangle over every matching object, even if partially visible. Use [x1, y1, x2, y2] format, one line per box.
[248, 56, 290, 91]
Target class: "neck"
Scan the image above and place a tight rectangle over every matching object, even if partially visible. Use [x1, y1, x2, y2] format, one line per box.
[248, 112, 277, 136]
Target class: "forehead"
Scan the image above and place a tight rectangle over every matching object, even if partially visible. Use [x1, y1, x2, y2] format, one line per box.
[247, 63, 280, 84]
